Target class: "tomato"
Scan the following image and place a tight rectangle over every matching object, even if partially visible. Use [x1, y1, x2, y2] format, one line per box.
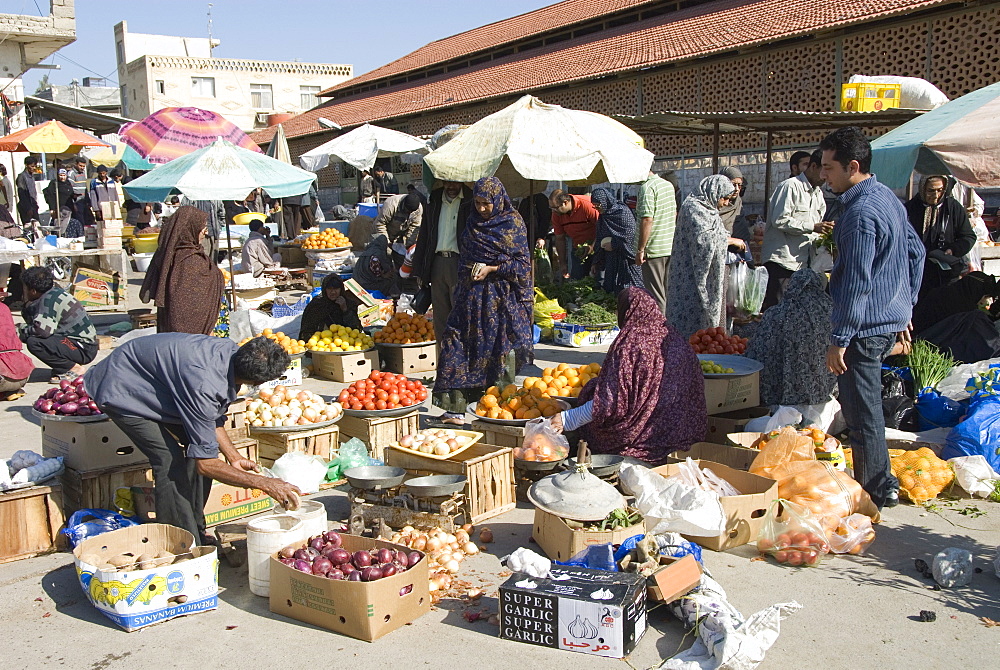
[758, 539, 774, 551]
[369, 371, 381, 381]
[351, 400, 363, 410]
[363, 401, 376, 410]
[387, 392, 400, 405]
[774, 533, 791, 550]
[376, 389, 389, 401]
[773, 551, 788, 563]
[338, 390, 350, 403]
[786, 551, 804, 567]
[790, 532, 809, 548]
[701, 335, 712, 344]
[417, 389, 428, 401]
[375, 399, 387, 410]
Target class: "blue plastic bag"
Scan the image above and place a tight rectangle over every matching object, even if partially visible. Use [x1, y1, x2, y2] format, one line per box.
[62, 508, 139, 548]
[942, 395, 1000, 472]
[553, 543, 617, 572]
[915, 389, 965, 430]
[612, 533, 704, 565]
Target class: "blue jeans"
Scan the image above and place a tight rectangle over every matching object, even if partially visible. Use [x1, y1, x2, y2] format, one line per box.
[569, 247, 593, 280]
[838, 332, 898, 508]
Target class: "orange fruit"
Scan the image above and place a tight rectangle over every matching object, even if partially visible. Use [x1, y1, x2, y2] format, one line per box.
[488, 406, 502, 419]
[499, 409, 514, 420]
[524, 408, 542, 419]
[481, 395, 498, 408]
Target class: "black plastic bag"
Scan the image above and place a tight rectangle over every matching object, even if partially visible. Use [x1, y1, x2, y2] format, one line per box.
[919, 310, 1000, 364]
[883, 395, 920, 431]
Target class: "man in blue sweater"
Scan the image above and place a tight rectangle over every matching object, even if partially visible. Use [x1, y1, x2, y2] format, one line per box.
[819, 127, 925, 510]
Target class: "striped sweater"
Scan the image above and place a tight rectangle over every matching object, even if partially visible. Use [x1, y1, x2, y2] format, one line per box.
[829, 175, 925, 348]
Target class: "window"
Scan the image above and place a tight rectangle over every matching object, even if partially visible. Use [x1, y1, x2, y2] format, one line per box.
[116, 41, 125, 65]
[300, 85, 321, 109]
[155, 80, 165, 95]
[191, 76, 216, 98]
[250, 83, 273, 109]
[120, 85, 128, 116]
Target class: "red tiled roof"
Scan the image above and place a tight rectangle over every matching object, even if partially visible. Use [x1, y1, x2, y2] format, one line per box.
[253, 0, 950, 144]
[321, 0, 659, 95]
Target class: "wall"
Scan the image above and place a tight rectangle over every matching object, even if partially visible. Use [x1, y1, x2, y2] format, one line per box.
[120, 56, 353, 131]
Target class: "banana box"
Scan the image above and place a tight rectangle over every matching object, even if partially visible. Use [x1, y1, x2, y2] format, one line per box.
[73, 523, 218, 632]
[553, 322, 619, 348]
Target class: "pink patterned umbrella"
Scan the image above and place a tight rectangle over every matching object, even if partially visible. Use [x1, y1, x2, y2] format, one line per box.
[120, 107, 261, 164]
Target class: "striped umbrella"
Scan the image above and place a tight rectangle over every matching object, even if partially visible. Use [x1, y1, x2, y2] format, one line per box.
[120, 107, 261, 164]
[83, 141, 157, 170]
[871, 81, 1000, 188]
[0, 119, 108, 153]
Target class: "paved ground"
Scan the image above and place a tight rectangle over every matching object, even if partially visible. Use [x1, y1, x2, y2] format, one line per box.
[2, 274, 999, 669]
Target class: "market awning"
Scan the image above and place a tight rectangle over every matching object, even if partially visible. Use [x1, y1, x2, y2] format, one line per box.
[613, 109, 925, 136]
[24, 95, 133, 136]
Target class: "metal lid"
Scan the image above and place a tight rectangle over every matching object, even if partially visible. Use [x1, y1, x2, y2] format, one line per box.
[527, 466, 626, 521]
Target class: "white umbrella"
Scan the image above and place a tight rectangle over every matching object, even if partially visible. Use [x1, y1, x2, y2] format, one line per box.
[423, 95, 653, 196]
[299, 123, 428, 172]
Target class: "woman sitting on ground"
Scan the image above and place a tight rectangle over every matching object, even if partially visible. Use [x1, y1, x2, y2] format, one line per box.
[0, 301, 33, 401]
[551, 287, 706, 464]
[298, 274, 362, 341]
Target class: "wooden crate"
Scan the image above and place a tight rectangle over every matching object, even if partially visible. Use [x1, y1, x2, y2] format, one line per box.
[224, 399, 249, 441]
[469, 420, 527, 449]
[338, 410, 420, 461]
[313, 350, 380, 382]
[379, 343, 437, 374]
[385, 443, 515, 523]
[61, 462, 154, 514]
[0, 485, 65, 563]
[254, 425, 340, 467]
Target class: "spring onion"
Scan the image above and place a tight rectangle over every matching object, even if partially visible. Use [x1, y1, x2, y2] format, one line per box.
[906, 340, 955, 391]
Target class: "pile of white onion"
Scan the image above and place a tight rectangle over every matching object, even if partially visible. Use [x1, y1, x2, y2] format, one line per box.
[396, 429, 473, 456]
[387, 524, 483, 593]
[246, 386, 342, 428]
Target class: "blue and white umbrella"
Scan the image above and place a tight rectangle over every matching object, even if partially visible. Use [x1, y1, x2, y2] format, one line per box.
[871, 81, 1000, 188]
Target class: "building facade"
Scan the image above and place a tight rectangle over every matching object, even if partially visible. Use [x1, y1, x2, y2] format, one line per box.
[35, 77, 121, 115]
[252, 0, 1000, 206]
[114, 21, 353, 131]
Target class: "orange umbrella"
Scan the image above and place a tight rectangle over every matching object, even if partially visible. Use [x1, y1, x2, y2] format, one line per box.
[0, 119, 108, 153]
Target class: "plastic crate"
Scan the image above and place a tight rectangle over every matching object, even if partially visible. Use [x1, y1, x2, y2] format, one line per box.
[840, 83, 901, 112]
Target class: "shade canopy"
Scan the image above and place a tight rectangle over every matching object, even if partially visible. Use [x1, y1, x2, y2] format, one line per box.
[266, 123, 293, 165]
[423, 95, 653, 195]
[871, 81, 1000, 188]
[0, 119, 108, 153]
[84, 141, 157, 170]
[121, 107, 261, 164]
[298, 123, 428, 172]
[122, 137, 316, 202]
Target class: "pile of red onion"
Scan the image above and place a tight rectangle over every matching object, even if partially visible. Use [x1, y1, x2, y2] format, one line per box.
[278, 531, 423, 583]
[33, 377, 102, 417]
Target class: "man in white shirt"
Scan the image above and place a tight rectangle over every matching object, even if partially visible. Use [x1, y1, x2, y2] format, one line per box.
[762, 149, 832, 309]
[411, 182, 472, 340]
[241, 221, 281, 277]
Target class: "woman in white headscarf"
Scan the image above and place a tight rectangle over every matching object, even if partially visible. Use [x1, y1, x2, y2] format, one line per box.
[666, 175, 742, 339]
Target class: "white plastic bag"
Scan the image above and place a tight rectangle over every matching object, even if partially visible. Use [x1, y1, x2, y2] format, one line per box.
[793, 397, 843, 435]
[675, 458, 741, 497]
[938, 358, 1000, 400]
[270, 452, 327, 494]
[847, 74, 949, 109]
[619, 462, 727, 537]
[948, 455, 1000, 498]
[764, 407, 802, 433]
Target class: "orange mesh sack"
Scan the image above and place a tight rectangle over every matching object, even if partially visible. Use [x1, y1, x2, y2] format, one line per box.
[751, 427, 879, 533]
[890, 447, 954, 505]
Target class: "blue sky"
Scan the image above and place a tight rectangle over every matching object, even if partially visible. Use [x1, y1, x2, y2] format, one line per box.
[21, 0, 555, 93]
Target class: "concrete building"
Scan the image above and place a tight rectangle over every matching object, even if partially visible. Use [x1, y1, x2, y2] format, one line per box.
[34, 77, 121, 115]
[251, 0, 1000, 207]
[114, 21, 353, 132]
[0, 0, 76, 135]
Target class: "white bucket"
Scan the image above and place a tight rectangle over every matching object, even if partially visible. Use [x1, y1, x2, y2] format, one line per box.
[133, 252, 154, 272]
[287, 500, 328, 539]
[246, 514, 307, 597]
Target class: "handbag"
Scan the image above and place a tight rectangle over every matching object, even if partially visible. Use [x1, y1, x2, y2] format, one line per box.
[412, 284, 432, 314]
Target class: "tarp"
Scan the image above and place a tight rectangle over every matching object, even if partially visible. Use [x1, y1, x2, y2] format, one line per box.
[299, 123, 427, 172]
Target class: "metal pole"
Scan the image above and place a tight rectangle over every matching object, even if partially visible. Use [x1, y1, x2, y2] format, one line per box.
[763, 131, 773, 220]
[528, 179, 535, 284]
[711, 123, 720, 173]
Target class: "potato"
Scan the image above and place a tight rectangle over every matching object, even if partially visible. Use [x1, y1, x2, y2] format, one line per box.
[136, 553, 156, 570]
[108, 553, 135, 568]
[153, 550, 175, 567]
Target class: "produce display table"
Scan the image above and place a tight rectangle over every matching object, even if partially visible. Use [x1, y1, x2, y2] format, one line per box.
[0, 248, 129, 313]
[0, 484, 65, 564]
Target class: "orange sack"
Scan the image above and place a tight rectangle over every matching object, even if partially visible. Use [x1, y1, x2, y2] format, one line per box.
[750, 426, 879, 533]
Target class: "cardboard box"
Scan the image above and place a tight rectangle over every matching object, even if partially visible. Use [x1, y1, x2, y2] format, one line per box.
[647, 555, 702, 603]
[259, 356, 303, 390]
[359, 299, 395, 328]
[71, 265, 125, 308]
[268, 532, 430, 641]
[379, 342, 437, 374]
[41, 418, 148, 473]
[312, 350, 379, 382]
[499, 565, 646, 658]
[74, 523, 218, 632]
[704, 372, 760, 416]
[277, 245, 307, 268]
[667, 441, 760, 472]
[553, 322, 620, 348]
[652, 460, 777, 551]
[705, 406, 769, 443]
[99, 201, 124, 220]
[532, 508, 645, 562]
[343, 278, 379, 309]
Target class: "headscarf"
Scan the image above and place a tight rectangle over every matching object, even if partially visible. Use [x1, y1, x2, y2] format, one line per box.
[717, 167, 743, 233]
[0, 302, 34, 381]
[464, 177, 532, 304]
[297, 274, 361, 339]
[579, 288, 706, 463]
[140, 205, 224, 335]
[745, 269, 836, 406]
[354, 234, 396, 295]
[590, 187, 636, 252]
[916, 175, 951, 245]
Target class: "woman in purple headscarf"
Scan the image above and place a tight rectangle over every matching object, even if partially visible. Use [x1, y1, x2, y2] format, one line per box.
[591, 187, 644, 295]
[433, 177, 534, 424]
[552, 287, 706, 463]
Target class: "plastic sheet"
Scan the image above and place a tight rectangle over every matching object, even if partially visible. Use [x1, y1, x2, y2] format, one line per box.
[620, 463, 727, 537]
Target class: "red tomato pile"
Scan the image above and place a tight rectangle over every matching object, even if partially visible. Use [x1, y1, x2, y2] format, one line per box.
[689, 327, 748, 354]
[757, 531, 829, 567]
[338, 371, 428, 411]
